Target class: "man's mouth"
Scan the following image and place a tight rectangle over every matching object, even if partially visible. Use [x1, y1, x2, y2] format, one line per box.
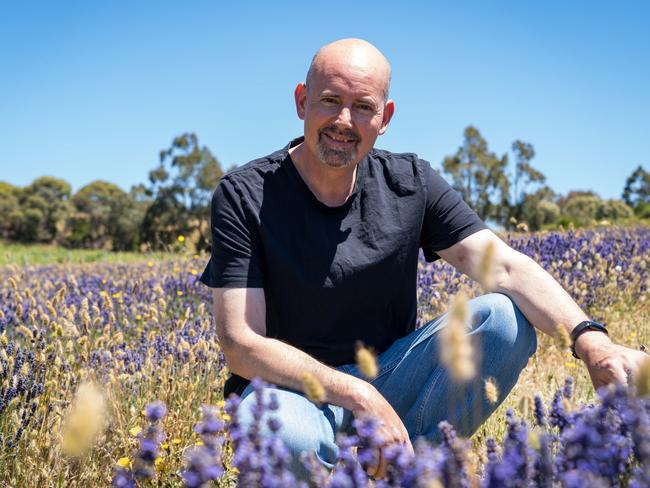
[320, 131, 359, 147]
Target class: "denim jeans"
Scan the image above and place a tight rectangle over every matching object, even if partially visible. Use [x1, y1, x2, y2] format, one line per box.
[235, 293, 537, 480]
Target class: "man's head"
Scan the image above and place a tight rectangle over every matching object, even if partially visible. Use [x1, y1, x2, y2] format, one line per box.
[295, 38, 394, 169]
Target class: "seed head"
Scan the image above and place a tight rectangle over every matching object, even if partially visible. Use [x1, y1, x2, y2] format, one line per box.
[440, 293, 475, 382]
[478, 241, 496, 292]
[355, 343, 378, 380]
[61, 382, 106, 456]
[301, 372, 326, 405]
[484, 378, 499, 404]
[554, 323, 572, 351]
[635, 357, 650, 397]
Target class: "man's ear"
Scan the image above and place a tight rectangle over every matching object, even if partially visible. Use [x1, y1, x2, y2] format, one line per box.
[294, 82, 307, 120]
[378, 99, 395, 136]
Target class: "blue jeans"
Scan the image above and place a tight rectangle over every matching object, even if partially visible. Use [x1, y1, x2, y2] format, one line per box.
[235, 293, 537, 479]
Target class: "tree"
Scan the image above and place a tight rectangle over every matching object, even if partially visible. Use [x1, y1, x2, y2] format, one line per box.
[67, 180, 143, 250]
[518, 186, 558, 231]
[15, 177, 72, 242]
[622, 165, 650, 213]
[509, 141, 547, 226]
[142, 133, 223, 250]
[442, 126, 509, 222]
[0, 182, 21, 239]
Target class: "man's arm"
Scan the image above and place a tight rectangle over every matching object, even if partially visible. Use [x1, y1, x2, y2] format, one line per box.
[437, 229, 647, 388]
[213, 287, 413, 457]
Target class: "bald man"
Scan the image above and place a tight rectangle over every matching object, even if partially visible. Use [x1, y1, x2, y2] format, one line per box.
[200, 39, 647, 480]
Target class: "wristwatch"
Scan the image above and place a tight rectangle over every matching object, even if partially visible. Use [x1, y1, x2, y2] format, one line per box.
[570, 320, 609, 359]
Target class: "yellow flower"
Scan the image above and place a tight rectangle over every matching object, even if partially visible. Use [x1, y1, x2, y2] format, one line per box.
[191, 269, 198, 276]
[177, 290, 184, 296]
[129, 426, 142, 437]
[193, 254, 200, 260]
[161, 442, 169, 451]
[101, 279, 107, 285]
[155, 457, 164, 472]
[216, 400, 226, 408]
[172, 438, 182, 445]
[564, 362, 576, 368]
[196, 440, 204, 446]
[221, 413, 231, 422]
[177, 235, 186, 243]
[116, 457, 131, 468]
[147, 261, 154, 268]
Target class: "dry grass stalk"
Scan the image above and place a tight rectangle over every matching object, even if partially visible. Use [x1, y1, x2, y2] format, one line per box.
[301, 372, 326, 405]
[60, 382, 106, 457]
[484, 378, 499, 404]
[440, 293, 476, 382]
[356, 342, 378, 380]
[478, 241, 496, 292]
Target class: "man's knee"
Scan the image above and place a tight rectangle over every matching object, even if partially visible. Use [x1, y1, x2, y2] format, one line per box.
[472, 293, 537, 363]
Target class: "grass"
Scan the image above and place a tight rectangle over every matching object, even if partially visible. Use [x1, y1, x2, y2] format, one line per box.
[0, 240, 183, 267]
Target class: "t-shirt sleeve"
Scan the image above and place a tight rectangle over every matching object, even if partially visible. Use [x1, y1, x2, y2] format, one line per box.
[199, 177, 265, 288]
[420, 161, 489, 262]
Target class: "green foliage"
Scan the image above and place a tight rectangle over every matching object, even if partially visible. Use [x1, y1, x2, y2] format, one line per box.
[560, 194, 634, 227]
[142, 133, 223, 250]
[66, 180, 143, 251]
[0, 182, 20, 239]
[442, 126, 509, 221]
[11, 176, 73, 243]
[622, 165, 650, 213]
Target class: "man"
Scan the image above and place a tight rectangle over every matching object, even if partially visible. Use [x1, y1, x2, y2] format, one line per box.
[200, 38, 646, 479]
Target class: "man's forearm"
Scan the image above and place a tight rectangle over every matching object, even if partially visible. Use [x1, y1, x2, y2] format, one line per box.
[224, 334, 369, 411]
[497, 251, 590, 337]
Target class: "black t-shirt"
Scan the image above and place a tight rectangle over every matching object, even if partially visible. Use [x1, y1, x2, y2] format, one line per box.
[200, 137, 488, 396]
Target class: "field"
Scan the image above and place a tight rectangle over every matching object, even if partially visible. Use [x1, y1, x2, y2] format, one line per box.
[0, 226, 649, 487]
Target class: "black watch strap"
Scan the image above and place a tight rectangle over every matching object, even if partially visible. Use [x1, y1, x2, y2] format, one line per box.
[570, 320, 608, 359]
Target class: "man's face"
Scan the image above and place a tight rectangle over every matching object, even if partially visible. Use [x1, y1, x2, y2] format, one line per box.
[295, 59, 393, 169]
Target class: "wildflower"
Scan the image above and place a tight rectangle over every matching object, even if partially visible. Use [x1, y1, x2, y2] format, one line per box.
[355, 342, 378, 379]
[301, 372, 326, 405]
[484, 377, 499, 404]
[145, 401, 167, 422]
[116, 457, 131, 468]
[129, 426, 142, 437]
[132, 402, 168, 480]
[178, 235, 185, 243]
[440, 293, 475, 382]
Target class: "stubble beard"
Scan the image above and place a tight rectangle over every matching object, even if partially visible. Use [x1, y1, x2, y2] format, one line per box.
[315, 134, 358, 169]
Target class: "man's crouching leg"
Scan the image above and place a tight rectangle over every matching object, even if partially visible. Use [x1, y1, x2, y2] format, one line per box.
[234, 383, 348, 482]
[407, 292, 537, 441]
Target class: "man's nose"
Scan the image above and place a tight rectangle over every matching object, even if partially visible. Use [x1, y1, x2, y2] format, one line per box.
[333, 107, 353, 128]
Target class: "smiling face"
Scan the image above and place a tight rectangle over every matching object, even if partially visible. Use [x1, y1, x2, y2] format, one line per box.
[295, 40, 394, 169]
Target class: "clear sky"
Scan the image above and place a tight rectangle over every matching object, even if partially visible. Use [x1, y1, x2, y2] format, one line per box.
[1, 0, 648, 199]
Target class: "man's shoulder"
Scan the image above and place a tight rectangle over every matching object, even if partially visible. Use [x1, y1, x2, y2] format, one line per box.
[222, 146, 287, 183]
[367, 147, 428, 193]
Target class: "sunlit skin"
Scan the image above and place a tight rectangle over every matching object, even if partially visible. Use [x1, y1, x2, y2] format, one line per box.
[289, 39, 394, 207]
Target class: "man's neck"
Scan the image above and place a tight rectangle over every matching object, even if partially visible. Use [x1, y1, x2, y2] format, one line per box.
[289, 142, 359, 207]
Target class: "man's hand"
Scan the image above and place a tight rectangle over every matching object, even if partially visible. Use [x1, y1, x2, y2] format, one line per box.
[352, 381, 414, 479]
[576, 331, 649, 388]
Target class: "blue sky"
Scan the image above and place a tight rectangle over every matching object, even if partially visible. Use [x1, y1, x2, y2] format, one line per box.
[1, 1, 648, 199]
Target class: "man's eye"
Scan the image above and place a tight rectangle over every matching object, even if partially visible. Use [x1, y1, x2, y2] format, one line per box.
[322, 97, 338, 105]
[356, 104, 374, 112]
